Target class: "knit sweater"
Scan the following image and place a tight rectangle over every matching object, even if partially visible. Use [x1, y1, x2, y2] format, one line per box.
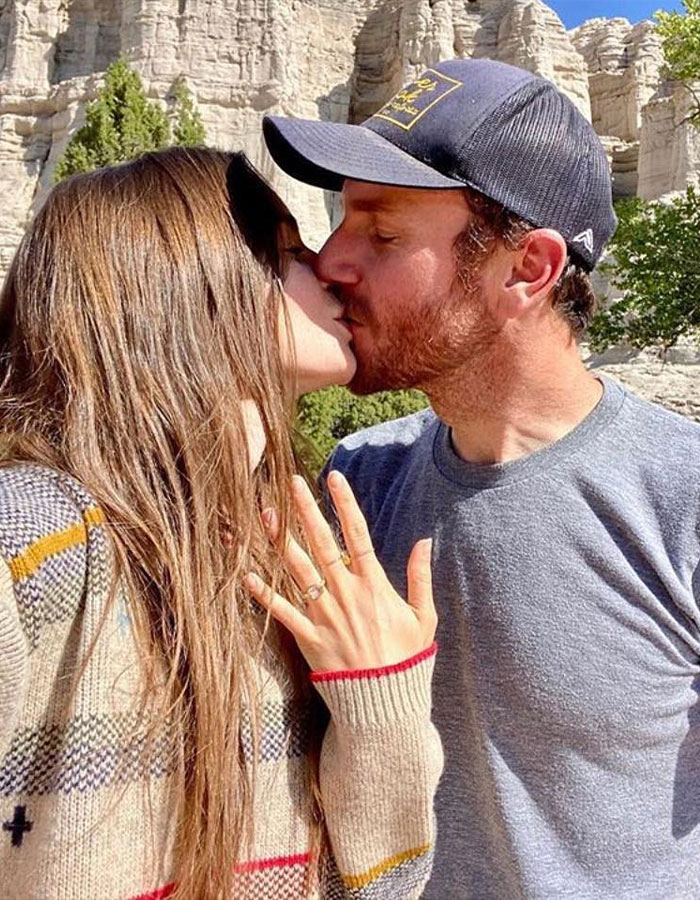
[0, 464, 443, 900]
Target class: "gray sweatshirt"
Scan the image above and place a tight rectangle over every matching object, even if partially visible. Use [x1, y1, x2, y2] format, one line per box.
[323, 377, 700, 900]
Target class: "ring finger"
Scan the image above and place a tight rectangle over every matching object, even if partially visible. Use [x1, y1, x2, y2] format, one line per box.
[291, 476, 351, 594]
[264, 516, 332, 614]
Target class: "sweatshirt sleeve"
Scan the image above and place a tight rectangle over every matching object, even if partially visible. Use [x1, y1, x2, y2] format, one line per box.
[0, 557, 28, 762]
[312, 643, 443, 898]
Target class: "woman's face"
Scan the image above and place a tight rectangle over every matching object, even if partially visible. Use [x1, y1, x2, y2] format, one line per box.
[279, 231, 356, 397]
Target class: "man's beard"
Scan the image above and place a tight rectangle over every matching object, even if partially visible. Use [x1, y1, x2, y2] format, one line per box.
[346, 280, 501, 396]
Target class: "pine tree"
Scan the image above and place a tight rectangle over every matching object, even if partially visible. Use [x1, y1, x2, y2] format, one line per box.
[54, 58, 172, 182]
[171, 76, 206, 147]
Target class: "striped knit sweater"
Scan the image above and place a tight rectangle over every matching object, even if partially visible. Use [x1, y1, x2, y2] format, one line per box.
[0, 464, 443, 900]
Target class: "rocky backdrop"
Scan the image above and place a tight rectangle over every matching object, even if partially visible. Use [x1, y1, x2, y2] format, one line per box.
[1, 0, 699, 414]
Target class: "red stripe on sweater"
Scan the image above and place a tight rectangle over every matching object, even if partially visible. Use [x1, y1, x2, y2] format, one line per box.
[131, 885, 176, 900]
[130, 852, 312, 899]
[311, 641, 437, 683]
[236, 851, 312, 872]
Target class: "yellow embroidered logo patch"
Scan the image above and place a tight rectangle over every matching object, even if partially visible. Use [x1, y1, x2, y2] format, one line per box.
[373, 69, 463, 131]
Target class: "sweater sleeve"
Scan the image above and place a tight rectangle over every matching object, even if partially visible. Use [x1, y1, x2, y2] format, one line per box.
[312, 643, 443, 898]
[0, 557, 28, 762]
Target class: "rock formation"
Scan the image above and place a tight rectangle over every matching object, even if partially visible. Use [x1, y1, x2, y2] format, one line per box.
[638, 80, 700, 200]
[2, 0, 699, 269]
[0, 0, 645, 277]
[0, 0, 699, 417]
[350, 0, 590, 123]
[570, 15, 700, 200]
[0, 0, 365, 271]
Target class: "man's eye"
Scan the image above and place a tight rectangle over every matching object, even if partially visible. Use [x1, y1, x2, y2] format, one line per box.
[373, 232, 398, 244]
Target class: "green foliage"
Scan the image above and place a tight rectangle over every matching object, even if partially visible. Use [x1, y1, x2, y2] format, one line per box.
[54, 58, 170, 182]
[171, 76, 207, 147]
[587, 189, 700, 353]
[296, 386, 429, 473]
[54, 60, 207, 183]
[590, 1, 700, 353]
[656, 0, 700, 126]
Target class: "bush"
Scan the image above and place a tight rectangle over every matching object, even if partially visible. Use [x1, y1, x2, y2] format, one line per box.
[296, 386, 429, 473]
[656, 0, 700, 127]
[587, 189, 700, 353]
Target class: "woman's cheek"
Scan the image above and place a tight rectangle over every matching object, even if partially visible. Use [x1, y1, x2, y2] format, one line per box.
[279, 294, 320, 379]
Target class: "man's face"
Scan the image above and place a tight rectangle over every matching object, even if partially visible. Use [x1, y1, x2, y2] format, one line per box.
[314, 180, 499, 394]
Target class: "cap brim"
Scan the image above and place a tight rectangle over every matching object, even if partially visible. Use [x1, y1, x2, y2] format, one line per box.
[263, 116, 465, 191]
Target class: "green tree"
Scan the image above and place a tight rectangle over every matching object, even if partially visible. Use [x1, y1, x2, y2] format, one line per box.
[587, 189, 700, 353]
[656, 0, 700, 126]
[296, 386, 429, 474]
[171, 76, 206, 147]
[54, 61, 207, 183]
[54, 58, 171, 182]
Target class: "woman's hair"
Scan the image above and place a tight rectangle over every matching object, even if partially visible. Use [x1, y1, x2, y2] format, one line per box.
[0, 147, 320, 899]
[454, 187, 598, 337]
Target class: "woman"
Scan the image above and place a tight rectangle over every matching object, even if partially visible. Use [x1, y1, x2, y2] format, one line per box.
[0, 148, 442, 900]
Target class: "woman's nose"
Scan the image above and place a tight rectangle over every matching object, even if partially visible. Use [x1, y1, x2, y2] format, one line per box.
[298, 245, 317, 267]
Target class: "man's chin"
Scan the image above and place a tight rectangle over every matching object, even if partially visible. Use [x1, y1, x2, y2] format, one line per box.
[346, 376, 385, 396]
[347, 365, 420, 396]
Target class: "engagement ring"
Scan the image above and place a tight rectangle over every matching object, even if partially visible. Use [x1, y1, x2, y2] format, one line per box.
[302, 579, 326, 602]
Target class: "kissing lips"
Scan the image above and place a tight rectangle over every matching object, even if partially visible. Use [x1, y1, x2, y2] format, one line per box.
[342, 311, 365, 328]
[333, 317, 354, 338]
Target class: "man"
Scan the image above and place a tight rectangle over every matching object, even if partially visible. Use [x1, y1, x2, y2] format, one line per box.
[263, 59, 700, 899]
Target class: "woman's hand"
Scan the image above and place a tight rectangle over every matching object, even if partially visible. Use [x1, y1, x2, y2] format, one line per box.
[244, 471, 436, 673]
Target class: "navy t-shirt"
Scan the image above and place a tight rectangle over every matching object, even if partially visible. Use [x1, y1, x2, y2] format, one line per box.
[324, 378, 700, 899]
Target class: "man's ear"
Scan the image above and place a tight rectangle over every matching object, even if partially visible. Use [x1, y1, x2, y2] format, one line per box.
[497, 229, 568, 322]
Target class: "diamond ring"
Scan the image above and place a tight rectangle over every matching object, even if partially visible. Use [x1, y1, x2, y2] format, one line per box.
[302, 579, 326, 602]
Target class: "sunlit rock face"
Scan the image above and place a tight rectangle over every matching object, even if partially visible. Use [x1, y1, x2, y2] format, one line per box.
[0, 0, 365, 272]
[2, 0, 698, 271]
[350, 0, 590, 121]
[0, 2, 699, 418]
[0, 0, 602, 277]
[571, 15, 700, 201]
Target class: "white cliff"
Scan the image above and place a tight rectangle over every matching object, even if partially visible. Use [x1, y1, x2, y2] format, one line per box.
[0, 0, 699, 414]
[571, 15, 700, 200]
[0, 0, 603, 275]
[3, 0, 699, 268]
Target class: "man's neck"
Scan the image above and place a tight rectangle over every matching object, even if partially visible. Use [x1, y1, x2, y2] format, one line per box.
[424, 344, 603, 466]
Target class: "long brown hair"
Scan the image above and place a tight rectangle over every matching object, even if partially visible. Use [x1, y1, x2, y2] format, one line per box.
[0, 147, 319, 898]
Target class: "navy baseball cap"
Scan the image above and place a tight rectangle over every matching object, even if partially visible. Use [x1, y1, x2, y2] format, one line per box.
[263, 59, 617, 270]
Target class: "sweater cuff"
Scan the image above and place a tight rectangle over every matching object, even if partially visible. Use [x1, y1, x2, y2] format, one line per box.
[311, 643, 436, 728]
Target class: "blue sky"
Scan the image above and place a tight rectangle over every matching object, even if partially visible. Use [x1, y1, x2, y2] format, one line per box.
[550, 1, 681, 29]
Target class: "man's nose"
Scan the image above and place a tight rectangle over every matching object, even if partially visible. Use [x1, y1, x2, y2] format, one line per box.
[314, 229, 361, 287]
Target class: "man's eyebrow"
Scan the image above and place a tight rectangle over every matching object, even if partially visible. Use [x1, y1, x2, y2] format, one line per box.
[344, 196, 403, 214]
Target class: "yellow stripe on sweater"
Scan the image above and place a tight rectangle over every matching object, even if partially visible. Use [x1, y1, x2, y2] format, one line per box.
[341, 842, 432, 890]
[8, 506, 105, 582]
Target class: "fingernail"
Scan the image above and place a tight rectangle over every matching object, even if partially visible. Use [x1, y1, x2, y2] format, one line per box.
[327, 470, 343, 488]
[244, 573, 261, 590]
[261, 508, 274, 528]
